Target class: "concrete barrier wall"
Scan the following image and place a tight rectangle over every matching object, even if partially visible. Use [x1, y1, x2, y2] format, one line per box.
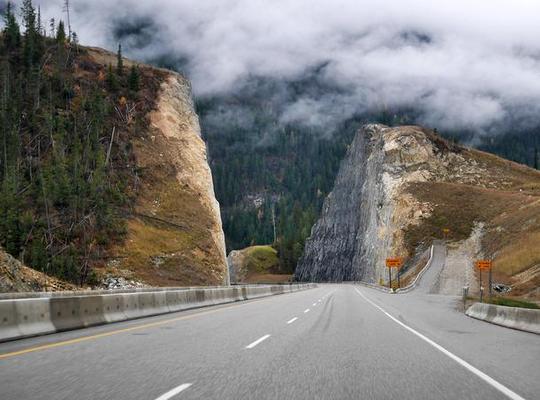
[0, 284, 316, 342]
[465, 302, 540, 335]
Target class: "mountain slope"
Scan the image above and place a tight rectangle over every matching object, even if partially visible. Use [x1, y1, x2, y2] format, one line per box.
[0, 16, 228, 288]
[296, 125, 540, 298]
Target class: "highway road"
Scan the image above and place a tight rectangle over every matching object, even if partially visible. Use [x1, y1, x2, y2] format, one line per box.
[1, 282, 538, 400]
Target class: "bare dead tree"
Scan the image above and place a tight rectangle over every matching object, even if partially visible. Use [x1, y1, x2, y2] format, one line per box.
[105, 126, 116, 166]
[114, 100, 136, 125]
[63, 0, 72, 41]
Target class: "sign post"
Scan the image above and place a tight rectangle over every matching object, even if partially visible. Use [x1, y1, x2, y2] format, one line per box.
[386, 258, 403, 290]
[442, 228, 450, 241]
[475, 260, 492, 303]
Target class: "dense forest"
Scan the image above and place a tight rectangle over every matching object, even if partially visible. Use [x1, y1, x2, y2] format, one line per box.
[0, 1, 149, 284]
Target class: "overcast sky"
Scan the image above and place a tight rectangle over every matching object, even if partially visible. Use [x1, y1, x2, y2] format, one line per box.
[11, 0, 540, 134]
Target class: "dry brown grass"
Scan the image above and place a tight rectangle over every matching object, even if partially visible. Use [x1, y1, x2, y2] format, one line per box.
[494, 232, 540, 275]
[404, 182, 531, 250]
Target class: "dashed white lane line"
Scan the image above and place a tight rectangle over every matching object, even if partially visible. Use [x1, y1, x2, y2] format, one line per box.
[246, 334, 271, 349]
[312, 303, 317, 306]
[304, 308, 310, 313]
[354, 288, 527, 400]
[155, 383, 192, 400]
[287, 317, 298, 324]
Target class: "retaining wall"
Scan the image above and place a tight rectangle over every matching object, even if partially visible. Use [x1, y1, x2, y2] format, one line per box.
[465, 302, 540, 335]
[0, 284, 315, 342]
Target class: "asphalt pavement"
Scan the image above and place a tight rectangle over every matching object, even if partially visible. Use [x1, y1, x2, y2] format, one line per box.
[0, 280, 538, 400]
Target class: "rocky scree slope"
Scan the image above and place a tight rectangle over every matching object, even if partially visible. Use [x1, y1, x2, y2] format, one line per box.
[296, 124, 540, 297]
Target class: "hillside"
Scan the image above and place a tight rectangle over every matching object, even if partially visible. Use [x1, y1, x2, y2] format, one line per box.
[296, 125, 540, 299]
[227, 245, 291, 284]
[0, 6, 228, 290]
[0, 247, 75, 292]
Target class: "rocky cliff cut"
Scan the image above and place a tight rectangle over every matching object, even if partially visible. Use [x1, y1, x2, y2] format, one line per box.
[296, 124, 540, 296]
[105, 67, 229, 287]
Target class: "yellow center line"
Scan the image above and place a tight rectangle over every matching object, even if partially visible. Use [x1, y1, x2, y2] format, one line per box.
[0, 296, 274, 360]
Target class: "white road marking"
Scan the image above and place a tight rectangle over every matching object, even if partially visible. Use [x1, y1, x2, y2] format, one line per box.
[304, 308, 310, 313]
[313, 303, 317, 306]
[287, 317, 298, 324]
[155, 383, 192, 400]
[354, 288, 527, 400]
[246, 334, 271, 349]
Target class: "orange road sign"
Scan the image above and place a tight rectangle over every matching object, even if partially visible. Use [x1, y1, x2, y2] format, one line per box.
[475, 260, 492, 270]
[442, 228, 450, 234]
[386, 258, 402, 268]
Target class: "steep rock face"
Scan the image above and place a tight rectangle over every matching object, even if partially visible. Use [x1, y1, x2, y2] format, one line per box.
[295, 124, 387, 282]
[296, 124, 540, 288]
[108, 73, 229, 286]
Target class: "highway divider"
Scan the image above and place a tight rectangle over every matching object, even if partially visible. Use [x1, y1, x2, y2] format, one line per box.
[0, 284, 316, 342]
[465, 302, 540, 335]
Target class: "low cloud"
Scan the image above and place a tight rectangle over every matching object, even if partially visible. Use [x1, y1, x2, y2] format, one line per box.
[18, 0, 540, 134]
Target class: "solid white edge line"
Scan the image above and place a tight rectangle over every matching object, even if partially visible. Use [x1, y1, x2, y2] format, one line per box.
[246, 334, 271, 349]
[304, 308, 310, 313]
[287, 317, 298, 324]
[155, 383, 192, 400]
[354, 288, 527, 400]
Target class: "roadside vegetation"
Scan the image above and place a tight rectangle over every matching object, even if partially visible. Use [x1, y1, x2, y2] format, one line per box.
[488, 297, 539, 310]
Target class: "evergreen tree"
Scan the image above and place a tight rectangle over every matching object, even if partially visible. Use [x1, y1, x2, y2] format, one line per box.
[3, 2, 21, 51]
[56, 20, 66, 44]
[106, 64, 118, 91]
[21, 0, 43, 67]
[116, 43, 124, 76]
[128, 65, 140, 92]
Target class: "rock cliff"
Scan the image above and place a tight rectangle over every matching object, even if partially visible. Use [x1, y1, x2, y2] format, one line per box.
[107, 72, 229, 286]
[296, 124, 540, 295]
